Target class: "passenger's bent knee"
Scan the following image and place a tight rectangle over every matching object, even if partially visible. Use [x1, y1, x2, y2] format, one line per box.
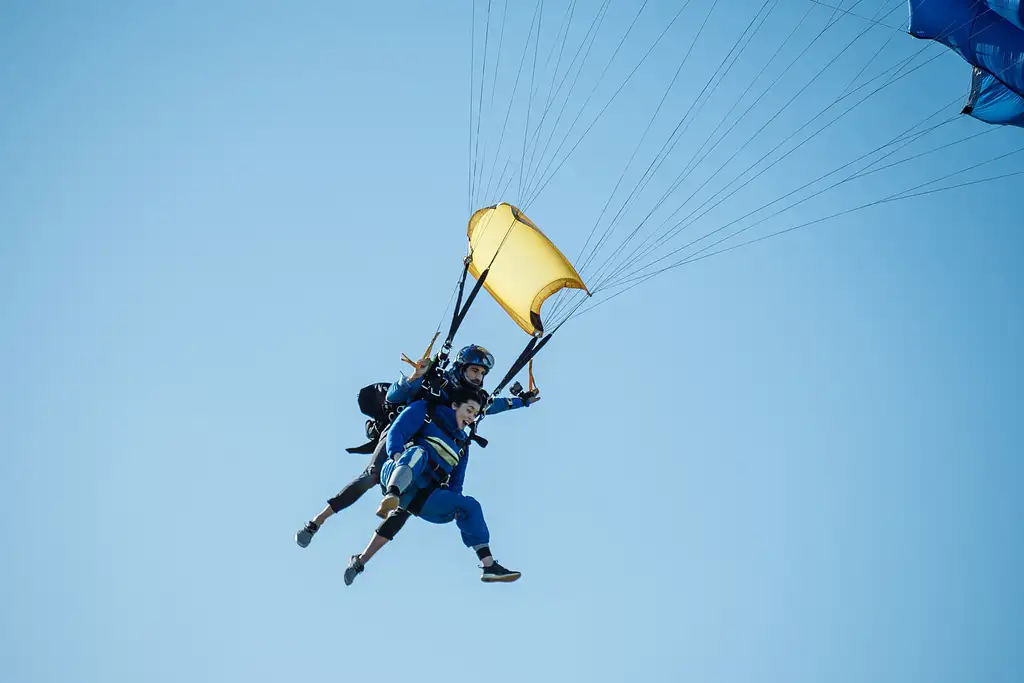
[377, 509, 411, 540]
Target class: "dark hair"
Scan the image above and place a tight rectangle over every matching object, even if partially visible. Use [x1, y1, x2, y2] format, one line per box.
[448, 386, 488, 408]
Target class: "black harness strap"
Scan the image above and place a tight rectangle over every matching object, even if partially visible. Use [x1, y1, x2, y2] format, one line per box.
[405, 486, 436, 516]
[482, 333, 555, 412]
[345, 438, 377, 455]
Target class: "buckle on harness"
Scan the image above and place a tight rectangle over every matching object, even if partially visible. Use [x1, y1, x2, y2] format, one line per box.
[425, 458, 450, 488]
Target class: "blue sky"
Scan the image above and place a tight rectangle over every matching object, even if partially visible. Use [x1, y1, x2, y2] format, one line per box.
[2, 2, 1022, 682]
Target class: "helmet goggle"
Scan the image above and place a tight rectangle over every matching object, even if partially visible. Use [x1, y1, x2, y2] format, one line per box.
[455, 345, 494, 374]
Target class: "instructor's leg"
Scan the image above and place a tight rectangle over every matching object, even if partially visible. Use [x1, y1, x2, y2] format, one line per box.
[296, 432, 391, 547]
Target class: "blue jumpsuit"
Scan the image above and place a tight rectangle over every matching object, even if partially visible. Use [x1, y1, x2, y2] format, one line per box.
[326, 367, 528, 512]
[379, 399, 489, 548]
[387, 369, 531, 415]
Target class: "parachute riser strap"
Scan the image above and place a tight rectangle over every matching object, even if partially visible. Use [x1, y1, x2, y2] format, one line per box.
[479, 334, 554, 426]
[444, 257, 473, 355]
[447, 268, 490, 351]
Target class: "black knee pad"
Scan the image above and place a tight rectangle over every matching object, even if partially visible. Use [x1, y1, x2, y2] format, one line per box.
[376, 508, 411, 540]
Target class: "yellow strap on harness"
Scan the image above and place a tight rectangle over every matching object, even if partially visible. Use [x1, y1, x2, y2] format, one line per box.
[425, 436, 460, 468]
[401, 331, 441, 368]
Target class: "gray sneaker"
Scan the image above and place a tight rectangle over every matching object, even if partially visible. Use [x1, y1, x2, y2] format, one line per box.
[344, 555, 365, 585]
[296, 521, 318, 548]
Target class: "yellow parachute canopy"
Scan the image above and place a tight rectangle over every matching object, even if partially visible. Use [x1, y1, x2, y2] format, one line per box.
[467, 203, 589, 337]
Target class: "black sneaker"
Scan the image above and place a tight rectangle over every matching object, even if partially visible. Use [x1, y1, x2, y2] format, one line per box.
[481, 561, 521, 583]
[344, 555, 365, 586]
[295, 521, 318, 548]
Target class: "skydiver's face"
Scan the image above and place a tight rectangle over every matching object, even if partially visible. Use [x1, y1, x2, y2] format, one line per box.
[453, 400, 482, 429]
[463, 364, 487, 386]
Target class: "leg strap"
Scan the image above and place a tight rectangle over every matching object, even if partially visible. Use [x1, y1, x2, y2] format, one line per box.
[406, 484, 437, 516]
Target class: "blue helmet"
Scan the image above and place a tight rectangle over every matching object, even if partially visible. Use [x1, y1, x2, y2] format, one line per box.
[448, 344, 495, 388]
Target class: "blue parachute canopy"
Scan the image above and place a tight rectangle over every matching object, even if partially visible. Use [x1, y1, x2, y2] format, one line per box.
[908, 0, 1024, 127]
[984, 0, 1024, 30]
[965, 65, 1024, 125]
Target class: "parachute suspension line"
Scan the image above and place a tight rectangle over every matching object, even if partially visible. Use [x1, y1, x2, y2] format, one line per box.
[806, 0, 908, 30]
[838, 1, 910, 99]
[542, 0, 720, 326]
[469, 0, 477, 216]
[538, 0, 580, 111]
[482, 0, 580, 207]
[569, 0, 769, 287]
[626, 146, 1024, 291]
[656, 0, 881, 221]
[840, 120, 997, 184]
[681, 171, 1024, 265]
[582, 0, 903, 291]
[511, 0, 578, 207]
[556, 2, 920, 320]
[491, 0, 548, 204]
[671, 1, 895, 184]
[525, 0, 857, 221]
[532, 1, 687, 324]
[516, 0, 606, 199]
[593, 31, 953, 292]
[476, 0, 510, 210]
[662, 0, 866, 205]
[663, 0, 816, 212]
[435, 272, 467, 338]
[549, 0, 779, 324]
[471, 0, 495, 213]
[542, 0, 868, 317]
[611, 0, 1001, 281]
[562, 164, 1024, 329]
[518, 0, 545, 201]
[592, 140, 1024, 317]
[604, 110, 964, 292]
[585, 0, 907, 294]
[518, 0, 654, 220]
[568, 0, 719, 277]
[584, 101, 957, 304]
[517, 0, 688, 211]
[602, 91, 965, 292]
[520, 0, 581, 186]
[478, 0, 543, 207]
[518, 0, 613, 200]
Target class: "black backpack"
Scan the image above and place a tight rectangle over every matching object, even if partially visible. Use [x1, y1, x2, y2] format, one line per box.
[345, 382, 401, 454]
[356, 382, 396, 424]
